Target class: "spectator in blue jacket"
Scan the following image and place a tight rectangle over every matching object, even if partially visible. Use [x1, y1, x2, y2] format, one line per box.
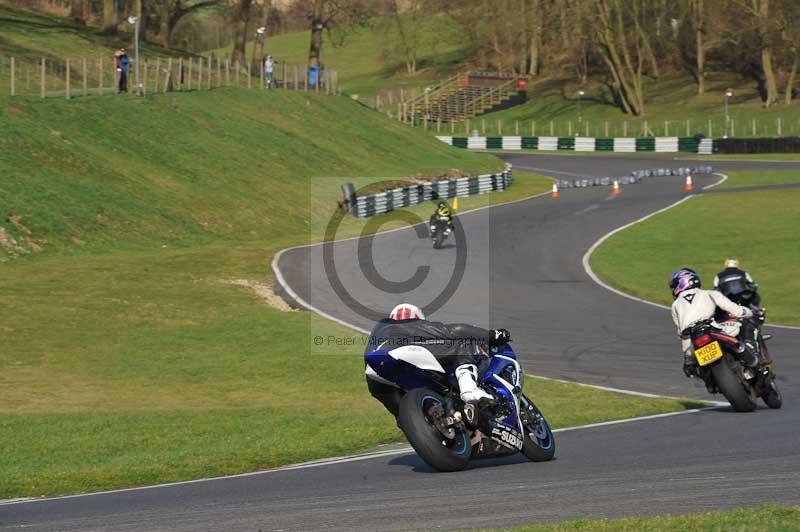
[115, 48, 130, 93]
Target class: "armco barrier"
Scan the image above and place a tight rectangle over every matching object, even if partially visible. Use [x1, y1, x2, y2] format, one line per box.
[342, 164, 514, 218]
[437, 135, 703, 153]
[714, 136, 800, 153]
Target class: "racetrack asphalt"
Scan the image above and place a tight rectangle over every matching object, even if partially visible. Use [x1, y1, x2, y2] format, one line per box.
[2, 154, 799, 531]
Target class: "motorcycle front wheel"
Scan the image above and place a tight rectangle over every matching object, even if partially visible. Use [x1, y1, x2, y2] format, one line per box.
[397, 388, 471, 472]
[519, 394, 556, 462]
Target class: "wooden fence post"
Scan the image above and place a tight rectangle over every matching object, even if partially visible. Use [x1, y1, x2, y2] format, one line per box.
[549, 120, 554, 136]
[188, 58, 193, 90]
[777, 117, 782, 136]
[216, 58, 221, 87]
[282, 61, 287, 90]
[235, 61, 239, 87]
[165, 58, 173, 92]
[532, 121, 535, 136]
[65, 58, 71, 99]
[664, 120, 668, 136]
[197, 57, 203, 89]
[294, 65, 298, 90]
[605, 121, 609, 137]
[515, 120, 519, 135]
[154, 57, 160, 93]
[398, 102, 402, 122]
[731, 118, 735, 137]
[585, 120, 589, 137]
[450, 120, 454, 134]
[207, 58, 212, 90]
[497, 119, 502, 135]
[98, 57, 103, 94]
[82, 57, 87, 96]
[225, 60, 230, 86]
[623, 121, 628, 136]
[39, 57, 47, 98]
[247, 62, 252, 89]
[260, 60, 265, 89]
[686, 119, 690, 136]
[9, 57, 14, 96]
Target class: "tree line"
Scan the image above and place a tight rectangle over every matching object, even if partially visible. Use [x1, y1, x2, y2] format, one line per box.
[416, 0, 800, 114]
[16, 0, 800, 114]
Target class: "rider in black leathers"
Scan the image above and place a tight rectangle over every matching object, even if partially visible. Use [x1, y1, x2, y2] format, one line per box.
[365, 303, 510, 417]
[429, 201, 454, 234]
[713, 258, 766, 366]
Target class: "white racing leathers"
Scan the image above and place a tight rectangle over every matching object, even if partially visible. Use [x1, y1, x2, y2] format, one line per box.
[671, 288, 753, 354]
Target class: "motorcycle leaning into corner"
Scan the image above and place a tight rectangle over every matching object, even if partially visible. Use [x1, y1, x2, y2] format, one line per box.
[687, 310, 781, 412]
[429, 215, 452, 249]
[365, 337, 555, 471]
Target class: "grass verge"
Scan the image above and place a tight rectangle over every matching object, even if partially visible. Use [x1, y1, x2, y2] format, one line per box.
[719, 170, 800, 188]
[479, 504, 800, 531]
[590, 186, 800, 325]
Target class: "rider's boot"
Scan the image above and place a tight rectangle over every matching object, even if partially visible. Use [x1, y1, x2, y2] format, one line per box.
[455, 364, 493, 403]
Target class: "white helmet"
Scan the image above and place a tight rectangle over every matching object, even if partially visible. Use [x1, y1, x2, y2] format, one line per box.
[389, 303, 425, 321]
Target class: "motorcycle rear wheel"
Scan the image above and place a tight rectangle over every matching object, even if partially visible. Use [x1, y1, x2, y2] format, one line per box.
[398, 388, 471, 472]
[711, 355, 757, 412]
[519, 394, 556, 462]
[433, 231, 444, 249]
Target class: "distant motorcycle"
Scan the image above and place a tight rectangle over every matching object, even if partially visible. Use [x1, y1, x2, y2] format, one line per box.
[687, 317, 781, 412]
[365, 340, 555, 471]
[430, 216, 451, 249]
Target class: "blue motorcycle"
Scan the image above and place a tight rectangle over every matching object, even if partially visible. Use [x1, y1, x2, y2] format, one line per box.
[365, 342, 555, 471]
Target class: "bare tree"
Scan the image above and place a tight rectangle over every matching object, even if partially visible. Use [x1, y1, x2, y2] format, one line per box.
[153, 0, 222, 47]
[252, 0, 274, 69]
[382, 0, 425, 75]
[230, 0, 254, 69]
[70, 0, 88, 25]
[307, 0, 370, 67]
[102, 0, 118, 34]
[593, 0, 647, 115]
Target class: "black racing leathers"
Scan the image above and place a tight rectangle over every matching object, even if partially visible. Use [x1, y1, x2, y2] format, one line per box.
[365, 318, 495, 416]
[430, 213, 454, 231]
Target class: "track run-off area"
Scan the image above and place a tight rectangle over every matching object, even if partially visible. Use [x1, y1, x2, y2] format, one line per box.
[2, 154, 799, 531]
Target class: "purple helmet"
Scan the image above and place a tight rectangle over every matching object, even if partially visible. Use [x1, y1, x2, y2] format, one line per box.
[669, 268, 701, 299]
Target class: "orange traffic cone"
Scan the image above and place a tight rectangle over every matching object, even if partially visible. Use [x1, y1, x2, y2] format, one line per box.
[684, 173, 694, 191]
[551, 182, 559, 198]
[612, 179, 621, 196]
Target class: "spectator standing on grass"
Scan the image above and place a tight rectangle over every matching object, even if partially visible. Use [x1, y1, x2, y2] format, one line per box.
[264, 55, 274, 89]
[115, 48, 130, 93]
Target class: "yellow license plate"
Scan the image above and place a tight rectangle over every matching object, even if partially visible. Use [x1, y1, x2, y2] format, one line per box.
[695, 341, 723, 366]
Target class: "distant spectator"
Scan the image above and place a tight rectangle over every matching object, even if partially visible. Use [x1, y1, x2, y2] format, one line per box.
[264, 55, 274, 89]
[115, 48, 130, 93]
[178, 56, 186, 91]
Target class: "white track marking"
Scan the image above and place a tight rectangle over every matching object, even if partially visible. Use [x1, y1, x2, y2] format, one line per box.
[0, 404, 722, 507]
[527, 374, 728, 406]
[581, 196, 694, 311]
[581, 172, 800, 330]
[703, 173, 728, 190]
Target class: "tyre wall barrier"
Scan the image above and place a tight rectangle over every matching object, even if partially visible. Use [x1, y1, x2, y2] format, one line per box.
[437, 135, 700, 153]
[342, 163, 514, 218]
[438, 135, 800, 154]
[714, 136, 800, 153]
[555, 165, 714, 189]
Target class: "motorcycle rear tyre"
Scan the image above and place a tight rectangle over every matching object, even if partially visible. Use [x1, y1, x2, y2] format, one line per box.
[711, 356, 757, 412]
[398, 388, 470, 472]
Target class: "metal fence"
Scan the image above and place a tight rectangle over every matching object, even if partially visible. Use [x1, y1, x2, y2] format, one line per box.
[0, 56, 339, 99]
[396, 115, 800, 138]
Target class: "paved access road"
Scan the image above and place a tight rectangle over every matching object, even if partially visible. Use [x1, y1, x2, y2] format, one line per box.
[3, 154, 799, 531]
